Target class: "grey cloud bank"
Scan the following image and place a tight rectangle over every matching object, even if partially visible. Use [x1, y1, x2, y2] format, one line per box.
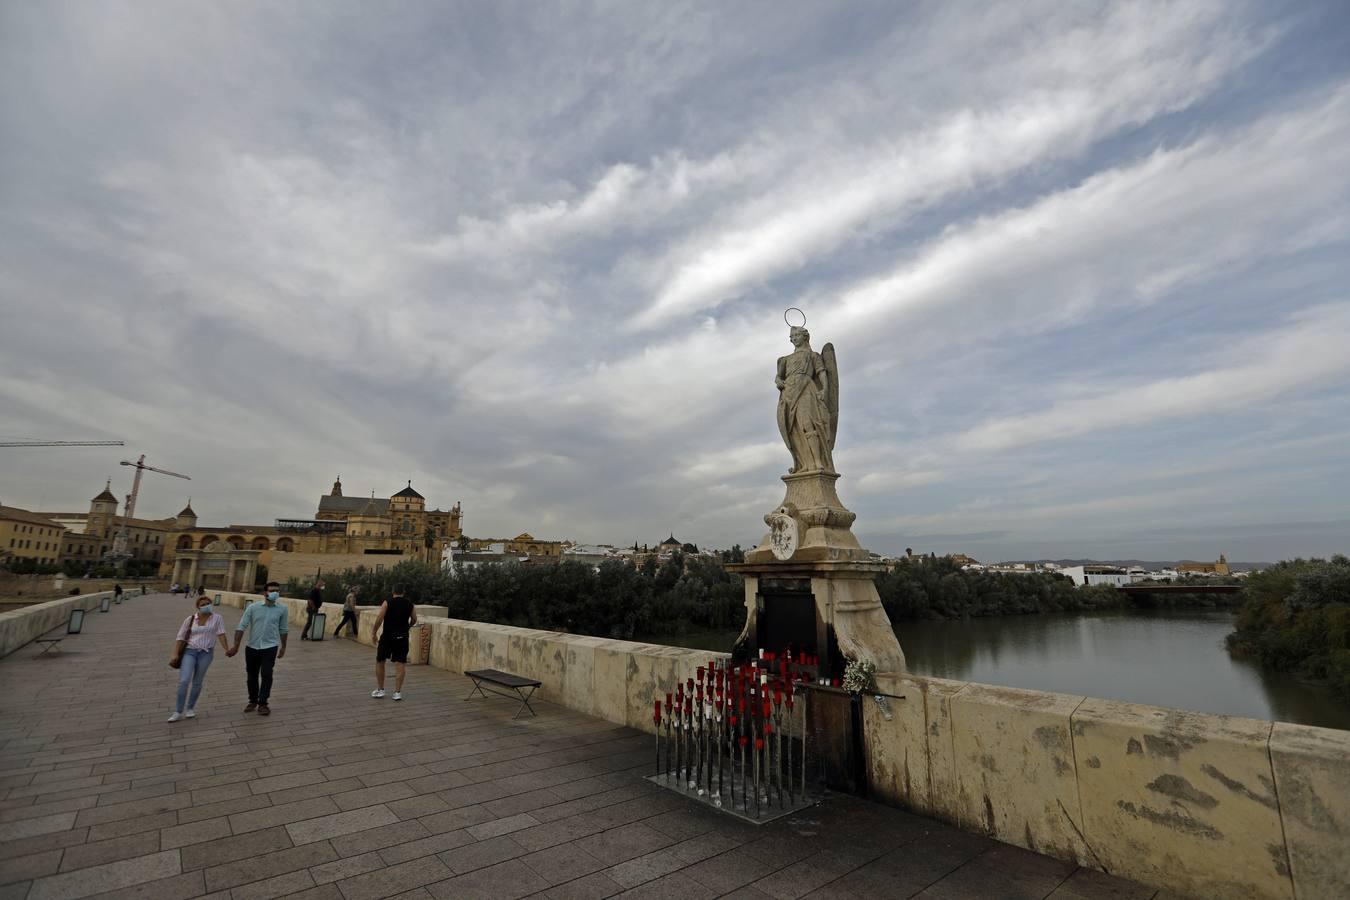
[1, 1, 1348, 562]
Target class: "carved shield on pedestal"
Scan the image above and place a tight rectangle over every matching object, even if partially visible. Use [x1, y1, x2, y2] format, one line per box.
[768, 511, 799, 561]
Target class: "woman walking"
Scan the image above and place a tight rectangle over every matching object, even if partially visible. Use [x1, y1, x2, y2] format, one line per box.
[168, 593, 229, 722]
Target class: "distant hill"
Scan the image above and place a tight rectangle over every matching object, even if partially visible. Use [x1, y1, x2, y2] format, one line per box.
[998, 559, 1272, 573]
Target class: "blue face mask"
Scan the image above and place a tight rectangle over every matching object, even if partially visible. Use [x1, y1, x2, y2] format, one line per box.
[267, 591, 280, 601]
[197, 604, 212, 613]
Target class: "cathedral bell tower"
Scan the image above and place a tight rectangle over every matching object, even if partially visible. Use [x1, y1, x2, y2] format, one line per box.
[89, 480, 119, 539]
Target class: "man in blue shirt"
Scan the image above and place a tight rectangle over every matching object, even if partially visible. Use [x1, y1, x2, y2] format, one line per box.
[227, 581, 289, 716]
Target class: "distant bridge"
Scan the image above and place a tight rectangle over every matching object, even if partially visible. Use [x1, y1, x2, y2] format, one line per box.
[1115, 583, 1242, 596]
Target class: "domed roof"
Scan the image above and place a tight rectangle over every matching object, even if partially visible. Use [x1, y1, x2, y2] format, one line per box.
[661, 534, 682, 546]
[393, 480, 424, 499]
[357, 495, 384, 517]
[92, 480, 118, 503]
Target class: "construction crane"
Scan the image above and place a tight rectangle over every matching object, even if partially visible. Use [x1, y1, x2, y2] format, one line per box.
[107, 454, 190, 566]
[0, 440, 125, 447]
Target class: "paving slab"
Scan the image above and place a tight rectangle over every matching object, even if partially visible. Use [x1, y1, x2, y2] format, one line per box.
[0, 594, 1162, 900]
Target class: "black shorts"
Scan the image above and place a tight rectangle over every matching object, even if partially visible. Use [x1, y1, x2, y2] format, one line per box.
[376, 633, 409, 664]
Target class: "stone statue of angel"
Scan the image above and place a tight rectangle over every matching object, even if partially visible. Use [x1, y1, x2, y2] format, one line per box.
[775, 325, 838, 474]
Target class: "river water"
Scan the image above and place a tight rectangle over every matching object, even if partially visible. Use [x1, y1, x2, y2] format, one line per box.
[652, 609, 1350, 731]
[900, 609, 1349, 731]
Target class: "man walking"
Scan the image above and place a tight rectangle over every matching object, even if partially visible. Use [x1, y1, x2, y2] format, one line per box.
[335, 586, 359, 638]
[371, 585, 417, 701]
[226, 581, 288, 715]
[302, 579, 324, 640]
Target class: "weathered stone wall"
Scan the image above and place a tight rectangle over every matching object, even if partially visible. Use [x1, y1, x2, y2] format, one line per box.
[0, 573, 165, 600]
[262, 552, 413, 585]
[0, 590, 116, 658]
[173, 597, 1350, 899]
[864, 672, 1350, 900]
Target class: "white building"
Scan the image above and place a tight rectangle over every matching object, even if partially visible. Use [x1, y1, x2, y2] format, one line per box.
[1059, 565, 1130, 587]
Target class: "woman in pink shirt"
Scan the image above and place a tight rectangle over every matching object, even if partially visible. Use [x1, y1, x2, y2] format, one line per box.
[168, 594, 229, 722]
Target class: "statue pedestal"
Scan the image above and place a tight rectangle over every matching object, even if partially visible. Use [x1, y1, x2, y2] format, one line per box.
[730, 471, 906, 676]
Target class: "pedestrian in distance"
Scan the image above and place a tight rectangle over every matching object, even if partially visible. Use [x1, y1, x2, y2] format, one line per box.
[335, 586, 359, 639]
[302, 579, 324, 640]
[171, 582, 180, 594]
[227, 581, 288, 716]
[167, 592, 229, 722]
[371, 585, 417, 700]
[113, 583, 122, 602]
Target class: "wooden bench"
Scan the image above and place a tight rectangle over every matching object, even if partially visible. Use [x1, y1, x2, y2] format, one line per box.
[463, 668, 541, 718]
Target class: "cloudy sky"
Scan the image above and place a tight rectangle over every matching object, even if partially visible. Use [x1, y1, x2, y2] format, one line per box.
[2, 1, 1348, 563]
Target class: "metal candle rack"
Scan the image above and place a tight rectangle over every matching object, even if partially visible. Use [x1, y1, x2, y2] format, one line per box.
[646, 651, 829, 824]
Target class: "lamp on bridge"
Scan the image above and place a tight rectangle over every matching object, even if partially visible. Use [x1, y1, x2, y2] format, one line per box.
[67, 608, 85, 634]
[99, 596, 111, 613]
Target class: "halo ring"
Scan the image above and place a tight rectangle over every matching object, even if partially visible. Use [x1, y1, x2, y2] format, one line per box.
[784, 307, 807, 328]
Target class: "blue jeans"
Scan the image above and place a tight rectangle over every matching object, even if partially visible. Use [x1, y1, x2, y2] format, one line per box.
[176, 648, 214, 713]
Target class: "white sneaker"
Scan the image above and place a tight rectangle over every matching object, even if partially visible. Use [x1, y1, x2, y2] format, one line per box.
[393, 692, 402, 701]
[167, 712, 181, 722]
[184, 709, 196, 719]
[371, 689, 385, 699]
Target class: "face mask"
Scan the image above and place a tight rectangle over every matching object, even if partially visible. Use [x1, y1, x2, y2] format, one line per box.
[267, 591, 280, 601]
[198, 604, 212, 613]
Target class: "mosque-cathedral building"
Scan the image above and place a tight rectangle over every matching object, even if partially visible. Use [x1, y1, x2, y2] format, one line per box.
[21, 476, 564, 588]
[153, 477, 464, 584]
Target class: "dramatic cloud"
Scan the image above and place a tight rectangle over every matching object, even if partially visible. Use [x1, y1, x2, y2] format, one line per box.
[2, 0, 1348, 562]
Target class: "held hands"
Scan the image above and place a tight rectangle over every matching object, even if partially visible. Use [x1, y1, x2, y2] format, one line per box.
[226, 646, 238, 658]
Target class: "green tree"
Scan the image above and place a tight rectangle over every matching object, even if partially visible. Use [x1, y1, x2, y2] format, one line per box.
[1228, 556, 1350, 696]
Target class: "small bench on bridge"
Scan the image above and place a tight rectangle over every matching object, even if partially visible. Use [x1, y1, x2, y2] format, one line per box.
[463, 668, 540, 718]
[33, 607, 89, 657]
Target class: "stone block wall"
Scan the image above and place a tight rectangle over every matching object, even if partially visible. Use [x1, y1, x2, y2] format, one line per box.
[189, 595, 1350, 899]
[0, 590, 117, 658]
[865, 672, 1350, 900]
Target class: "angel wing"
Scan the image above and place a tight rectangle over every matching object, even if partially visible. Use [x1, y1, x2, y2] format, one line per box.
[822, 342, 839, 450]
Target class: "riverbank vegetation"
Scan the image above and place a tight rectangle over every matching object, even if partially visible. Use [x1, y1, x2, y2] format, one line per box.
[1226, 556, 1350, 698]
[289, 553, 742, 641]
[874, 556, 1240, 620]
[288, 551, 1247, 646]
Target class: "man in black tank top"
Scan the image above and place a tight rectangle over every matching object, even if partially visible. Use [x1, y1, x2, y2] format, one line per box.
[371, 586, 417, 701]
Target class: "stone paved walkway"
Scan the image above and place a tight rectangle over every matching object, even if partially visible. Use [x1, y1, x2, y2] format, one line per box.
[0, 594, 1166, 900]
